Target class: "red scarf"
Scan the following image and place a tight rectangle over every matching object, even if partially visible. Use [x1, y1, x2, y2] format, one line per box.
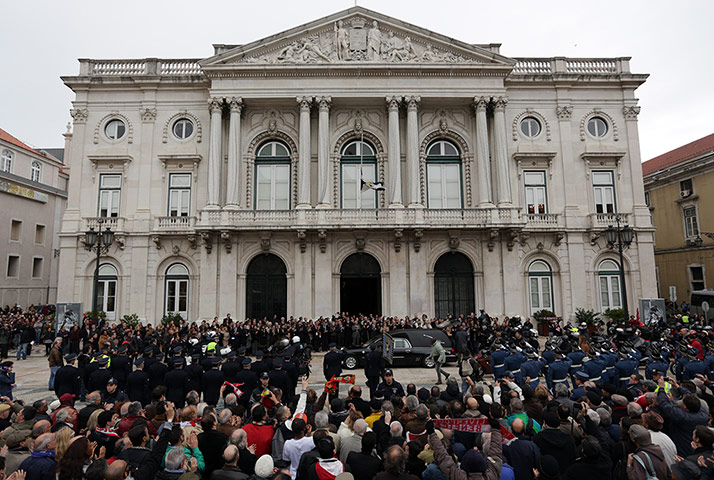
[95, 427, 119, 438]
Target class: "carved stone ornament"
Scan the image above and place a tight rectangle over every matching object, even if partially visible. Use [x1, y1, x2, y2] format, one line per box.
[318, 230, 327, 253]
[590, 232, 600, 246]
[240, 18, 477, 65]
[473, 96, 489, 112]
[260, 232, 271, 252]
[228, 97, 243, 113]
[507, 229, 519, 251]
[448, 233, 460, 251]
[519, 231, 530, 246]
[221, 231, 232, 254]
[187, 235, 198, 249]
[297, 230, 307, 253]
[162, 111, 202, 144]
[114, 235, 125, 251]
[172, 245, 180, 256]
[200, 232, 213, 253]
[355, 232, 366, 251]
[438, 111, 448, 133]
[537, 242, 544, 251]
[494, 96, 508, 110]
[208, 97, 223, 112]
[151, 235, 161, 250]
[141, 107, 157, 122]
[413, 229, 423, 253]
[70, 108, 88, 124]
[556, 105, 573, 120]
[622, 105, 641, 120]
[487, 229, 498, 252]
[553, 231, 565, 247]
[394, 229, 403, 253]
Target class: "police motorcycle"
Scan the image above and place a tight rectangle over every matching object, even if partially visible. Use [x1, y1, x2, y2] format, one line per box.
[267, 335, 312, 377]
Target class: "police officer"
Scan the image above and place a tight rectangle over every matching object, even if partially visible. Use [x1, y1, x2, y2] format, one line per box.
[546, 352, 572, 390]
[234, 358, 258, 405]
[221, 351, 241, 384]
[88, 356, 112, 393]
[645, 347, 669, 380]
[164, 357, 189, 408]
[0, 361, 14, 400]
[504, 345, 526, 386]
[54, 353, 81, 400]
[323, 343, 344, 381]
[614, 351, 638, 388]
[251, 350, 269, 377]
[148, 352, 168, 391]
[251, 371, 272, 404]
[126, 357, 149, 405]
[269, 357, 291, 400]
[521, 352, 545, 390]
[110, 345, 131, 391]
[364, 343, 384, 400]
[185, 354, 203, 395]
[570, 371, 590, 400]
[375, 369, 405, 399]
[652, 369, 672, 394]
[202, 357, 225, 406]
[103, 377, 129, 405]
[600, 347, 618, 386]
[683, 353, 708, 380]
[235, 346, 248, 367]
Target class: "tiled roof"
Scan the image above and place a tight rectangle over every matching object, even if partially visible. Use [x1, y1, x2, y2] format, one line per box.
[0, 127, 45, 157]
[642, 133, 714, 176]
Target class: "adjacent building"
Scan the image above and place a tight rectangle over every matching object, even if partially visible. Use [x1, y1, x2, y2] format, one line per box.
[0, 127, 68, 307]
[56, 7, 656, 323]
[643, 133, 714, 306]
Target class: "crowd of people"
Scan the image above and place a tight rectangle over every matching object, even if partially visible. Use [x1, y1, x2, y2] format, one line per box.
[0, 302, 711, 480]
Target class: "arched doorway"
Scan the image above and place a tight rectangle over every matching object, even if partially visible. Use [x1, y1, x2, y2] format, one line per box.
[246, 254, 287, 319]
[434, 252, 475, 319]
[340, 253, 381, 316]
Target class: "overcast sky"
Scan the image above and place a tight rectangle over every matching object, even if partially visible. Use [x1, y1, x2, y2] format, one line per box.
[1, 0, 711, 161]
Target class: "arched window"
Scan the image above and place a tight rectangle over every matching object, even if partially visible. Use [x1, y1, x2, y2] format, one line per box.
[598, 259, 622, 311]
[340, 252, 381, 315]
[255, 141, 291, 210]
[97, 264, 118, 321]
[528, 260, 553, 314]
[165, 263, 189, 320]
[31, 161, 41, 183]
[1, 150, 13, 173]
[341, 140, 377, 209]
[426, 140, 462, 208]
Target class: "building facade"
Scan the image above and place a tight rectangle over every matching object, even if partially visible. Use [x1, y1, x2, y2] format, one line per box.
[57, 7, 656, 323]
[0, 128, 68, 307]
[643, 133, 714, 306]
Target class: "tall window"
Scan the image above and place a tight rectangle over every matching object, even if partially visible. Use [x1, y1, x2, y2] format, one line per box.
[524, 171, 547, 214]
[165, 263, 189, 319]
[97, 264, 118, 321]
[683, 206, 699, 238]
[690, 265, 705, 291]
[341, 140, 377, 208]
[598, 259, 622, 310]
[593, 171, 615, 214]
[1, 150, 13, 173]
[98, 174, 121, 218]
[426, 140, 462, 208]
[31, 161, 41, 182]
[168, 174, 191, 217]
[255, 141, 290, 210]
[528, 260, 553, 314]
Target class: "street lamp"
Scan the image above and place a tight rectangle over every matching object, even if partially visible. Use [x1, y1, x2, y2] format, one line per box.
[605, 215, 634, 322]
[85, 223, 114, 325]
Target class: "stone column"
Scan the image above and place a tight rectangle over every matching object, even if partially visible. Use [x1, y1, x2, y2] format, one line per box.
[317, 96, 332, 207]
[405, 96, 421, 207]
[206, 97, 223, 209]
[386, 96, 403, 207]
[297, 96, 312, 208]
[492, 96, 512, 205]
[225, 97, 243, 209]
[474, 96, 493, 206]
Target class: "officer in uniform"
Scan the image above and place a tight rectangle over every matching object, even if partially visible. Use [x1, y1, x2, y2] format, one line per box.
[504, 345, 526, 386]
[88, 356, 112, 393]
[164, 357, 189, 408]
[683, 352, 708, 380]
[614, 351, 638, 388]
[269, 357, 291, 400]
[142, 347, 156, 372]
[251, 350, 269, 377]
[645, 347, 669, 380]
[126, 357, 149, 405]
[570, 371, 590, 400]
[110, 345, 131, 391]
[54, 353, 81, 400]
[282, 355, 299, 404]
[521, 351, 545, 390]
[251, 371, 273, 404]
[375, 369, 405, 399]
[600, 347, 618, 385]
[103, 377, 129, 405]
[582, 353, 605, 384]
[202, 356, 225, 406]
[567, 348, 586, 385]
[490, 342, 509, 380]
[235, 346, 247, 367]
[364, 343, 384, 400]
[221, 351, 241, 384]
[323, 343, 344, 382]
[652, 368, 672, 394]
[186, 354, 203, 395]
[234, 358, 258, 406]
[546, 352, 572, 390]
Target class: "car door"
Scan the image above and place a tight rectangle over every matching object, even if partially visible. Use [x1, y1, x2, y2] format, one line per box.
[392, 337, 413, 366]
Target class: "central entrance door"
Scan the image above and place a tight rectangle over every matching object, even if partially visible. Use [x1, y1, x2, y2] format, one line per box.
[434, 252, 475, 319]
[246, 254, 287, 319]
[340, 253, 381, 316]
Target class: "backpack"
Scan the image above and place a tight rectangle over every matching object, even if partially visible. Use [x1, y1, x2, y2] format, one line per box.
[632, 452, 660, 480]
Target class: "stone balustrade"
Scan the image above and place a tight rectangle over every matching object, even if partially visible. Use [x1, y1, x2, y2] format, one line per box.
[521, 213, 562, 228]
[83, 216, 124, 232]
[155, 216, 196, 231]
[589, 212, 630, 228]
[512, 57, 630, 75]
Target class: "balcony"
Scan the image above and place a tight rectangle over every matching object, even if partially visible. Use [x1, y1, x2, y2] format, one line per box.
[521, 213, 562, 229]
[589, 212, 629, 229]
[154, 216, 196, 232]
[83, 216, 124, 232]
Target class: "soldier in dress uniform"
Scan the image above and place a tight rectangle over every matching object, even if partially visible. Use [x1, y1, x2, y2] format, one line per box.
[202, 356, 225, 405]
[364, 343, 384, 400]
[185, 354, 203, 395]
[569, 371, 590, 400]
[600, 347, 618, 385]
[582, 353, 605, 384]
[521, 351, 545, 390]
[88, 356, 112, 393]
[126, 357, 149, 405]
[490, 342, 509, 380]
[268, 357, 291, 400]
[546, 352, 572, 390]
[142, 346, 156, 372]
[614, 351, 638, 388]
[251, 350, 269, 377]
[164, 357, 189, 408]
[235, 346, 247, 367]
[147, 352, 168, 391]
[567, 347, 586, 385]
[234, 358, 258, 406]
[504, 345, 526, 386]
[54, 353, 81, 400]
[110, 345, 131, 391]
[645, 346, 669, 380]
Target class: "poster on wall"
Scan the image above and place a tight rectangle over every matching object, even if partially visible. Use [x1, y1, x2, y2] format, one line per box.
[639, 298, 666, 325]
[55, 303, 82, 334]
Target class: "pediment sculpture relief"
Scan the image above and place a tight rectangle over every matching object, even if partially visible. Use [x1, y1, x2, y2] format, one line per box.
[241, 18, 477, 65]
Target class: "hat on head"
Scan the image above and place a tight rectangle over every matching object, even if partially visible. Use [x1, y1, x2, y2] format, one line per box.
[143, 346, 154, 355]
[671, 459, 702, 480]
[64, 353, 77, 362]
[155, 352, 164, 360]
[97, 356, 109, 365]
[651, 368, 664, 376]
[242, 358, 252, 366]
[383, 369, 393, 376]
[107, 378, 118, 386]
[461, 449, 487, 473]
[644, 411, 664, 431]
[256, 350, 264, 358]
[418, 387, 430, 402]
[172, 357, 184, 367]
[575, 371, 590, 381]
[328, 342, 337, 349]
[629, 424, 652, 446]
[335, 473, 354, 480]
[211, 357, 221, 366]
[260, 371, 270, 380]
[586, 390, 602, 405]
[172, 346, 183, 354]
[254, 454, 274, 478]
[537, 455, 561, 480]
[611, 394, 628, 407]
[59, 393, 76, 403]
[48, 401, 60, 412]
[0, 404, 10, 414]
[543, 411, 560, 429]
[237, 346, 246, 354]
[118, 345, 128, 354]
[225, 351, 236, 359]
[134, 358, 145, 366]
[0, 361, 12, 368]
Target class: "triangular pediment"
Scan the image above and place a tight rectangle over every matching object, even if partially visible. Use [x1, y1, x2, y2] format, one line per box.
[201, 7, 515, 69]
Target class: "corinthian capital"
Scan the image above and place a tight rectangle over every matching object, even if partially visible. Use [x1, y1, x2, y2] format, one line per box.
[297, 96, 313, 110]
[208, 97, 223, 112]
[386, 95, 401, 110]
[70, 108, 89, 124]
[228, 97, 243, 112]
[317, 96, 332, 110]
[494, 96, 508, 110]
[473, 96, 489, 112]
[556, 105, 573, 120]
[622, 105, 641, 120]
[405, 95, 421, 110]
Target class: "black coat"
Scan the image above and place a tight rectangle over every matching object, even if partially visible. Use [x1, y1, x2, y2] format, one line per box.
[203, 368, 225, 405]
[78, 404, 101, 431]
[110, 355, 131, 388]
[268, 369, 291, 398]
[88, 367, 112, 393]
[198, 429, 229, 479]
[251, 360, 270, 376]
[164, 368, 189, 408]
[126, 370, 150, 405]
[54, 364, 81, 399]
[534, 428, 577, 475]
[323, 351, 344, 380]
[221, 361, 241, 383]
[347, 451, 382, 480]
[148, 361, 169, 390]
[234, 370, 258, 403]
[186, 363, 204, 394]
[364, 350, 384, 377]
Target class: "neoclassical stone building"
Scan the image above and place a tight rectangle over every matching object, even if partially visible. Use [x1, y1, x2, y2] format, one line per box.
[57, 7, 656, 323]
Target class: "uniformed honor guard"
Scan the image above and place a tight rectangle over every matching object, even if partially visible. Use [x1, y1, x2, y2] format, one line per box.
[126, 357, 149, 405]
[164, 357, 188, 408]
[54, 353, 81, 400]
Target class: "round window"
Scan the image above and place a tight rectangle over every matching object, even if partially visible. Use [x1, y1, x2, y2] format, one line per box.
[173, 118, 194, 139]
[520, 117, 541, 138]
[104, 119, 126, 140]
[587, 117, 608, 138]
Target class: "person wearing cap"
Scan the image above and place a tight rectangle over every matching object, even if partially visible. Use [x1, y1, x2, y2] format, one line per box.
[375, 369, 405, 400]
[251, 351, 270, 377]
[491, 341, 509, 380]
[234, 358, 258, 406]
[165, 357, 189, 408]
[87, 355, 112, 394]
[127, 357, 150, 405]
[104, 377, 129, 405]
[148, 352, 169, 391]
[645, 347, 669, 381]
[651, 369, 672, 394]
[203, 356, 225, 406]
[222, 350, 241, 385]
[0, 361, 15, 400]
[545, 352, 572, 390]
[186, 354, 204, 396]
[54, 353, 81, 400]
[364, 343, 384, 400]
[110, 344, 131, 391]
[0, 405, 36, 448]
[626, 424, 672, 480]
[569, 371, 590, 401]
[251, 371, 273, 404]
[324, 343, 344, 384]
[504, 344, 526, 387]
[614, 350, 639, 389]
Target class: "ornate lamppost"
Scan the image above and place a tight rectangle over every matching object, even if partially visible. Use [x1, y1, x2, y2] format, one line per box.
[605, 216, 634, 322]
[85, 223, 114, 325]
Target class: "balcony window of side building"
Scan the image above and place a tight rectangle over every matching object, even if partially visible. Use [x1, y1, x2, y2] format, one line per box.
[598, 259, 622, 311]
[592, 171, 616, 214]
[165, 263, 189, 320]
[98, 174, 121, 218]
[528, 260, 553, 315]
[97, 263, 118, 321]
[524, 171, 547, 214]
[1, 149, 13, 173]
[31, 161, 41, 183]
[168, 173, 191, 217]
[341, 139, 377, 209]
[255, 141, 291, 210]
[683, 206, 699, 239]
[426, 140, 462, 209]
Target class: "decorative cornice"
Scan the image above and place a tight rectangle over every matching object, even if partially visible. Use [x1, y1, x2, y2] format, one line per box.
[622, 105, 641, 120]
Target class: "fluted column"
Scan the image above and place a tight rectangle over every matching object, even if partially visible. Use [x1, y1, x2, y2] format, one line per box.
[225, 97, 243, 209]
[317, 96, 332, 207]
[474, 96, 493, 206]
[297, 96, 312, 208]
[405, 95, 421, 207]
[493, 96, 512, 205]
[386, 96, 403, 207]
[206, 97, 223, 209]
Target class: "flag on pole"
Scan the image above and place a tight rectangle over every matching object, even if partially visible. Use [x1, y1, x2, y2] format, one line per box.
[361, 179, 385, 191]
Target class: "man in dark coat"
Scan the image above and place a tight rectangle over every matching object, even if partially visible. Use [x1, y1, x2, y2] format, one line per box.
[54, 353, 81, 400]
[323, 343, 343, 381]
[268, 358, 291, 400]
[234, 359, 258, 406]
[197, 413, 229, 479]
[221, 352, 241, 384]
[364, 344, 384, 400]
[186, 354, 203, 395]
[148, 353, 169, 390]
[164, 358, 189, 408]
[657, 378, 709, 456]
[0, 362, 15, 400]
[203, 357, 225, 405]
[504, 417, 541, 480]
[87, 357, 112, 393]
[251, 351, 270, 377]
[126, 358, 150, 405]
[110, 345, 132, 391]
[375, 370, 405, 399]
[533, 411, 576, 476]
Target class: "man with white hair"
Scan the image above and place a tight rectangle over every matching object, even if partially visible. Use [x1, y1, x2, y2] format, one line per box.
[158, 446, 200, 480]
[230, 429, 257, 476]
[339, 418, 367, 463]
[18, 432, 56, 479]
